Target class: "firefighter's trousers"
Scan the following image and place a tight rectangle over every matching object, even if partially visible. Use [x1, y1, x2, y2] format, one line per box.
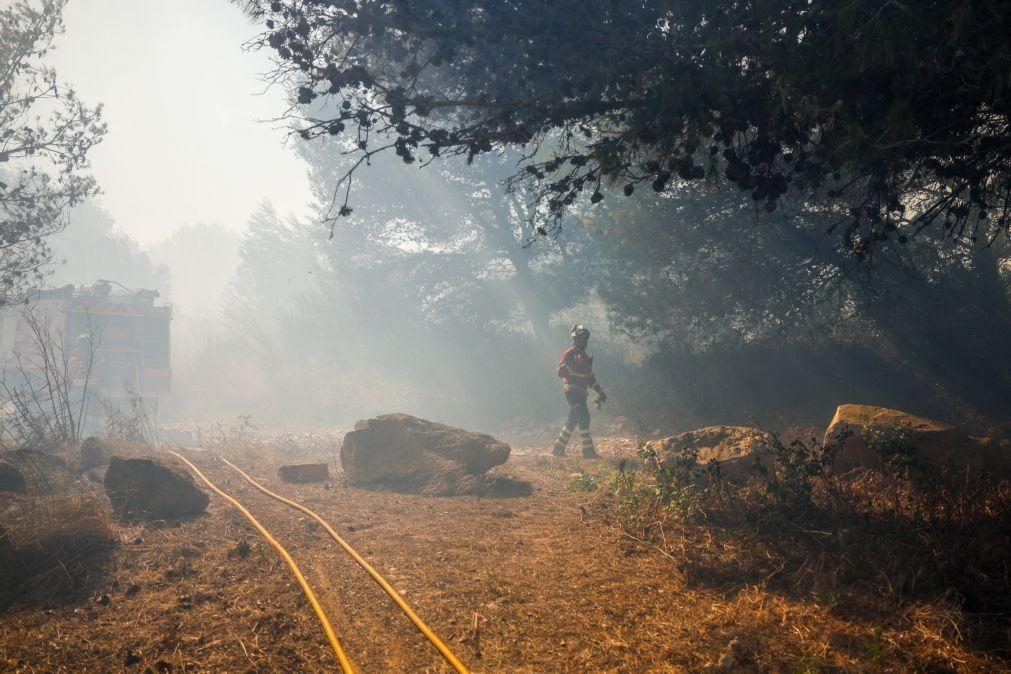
[553, 391, 596, 456]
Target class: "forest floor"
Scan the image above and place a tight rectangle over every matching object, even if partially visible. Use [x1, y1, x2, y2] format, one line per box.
[0, 435, 1008, 673]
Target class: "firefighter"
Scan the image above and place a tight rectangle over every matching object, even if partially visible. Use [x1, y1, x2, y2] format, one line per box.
[553, 324, 606, 458]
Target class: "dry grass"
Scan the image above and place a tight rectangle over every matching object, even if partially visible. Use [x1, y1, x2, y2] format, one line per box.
[0, 435, 1007, 672]
[0, 490, 116, 608]
[589, 436, 1011, 671]
[198, 424, 347, 482]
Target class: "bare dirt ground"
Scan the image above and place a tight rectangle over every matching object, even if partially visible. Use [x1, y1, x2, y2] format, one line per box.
[0, 436, 1007, 673]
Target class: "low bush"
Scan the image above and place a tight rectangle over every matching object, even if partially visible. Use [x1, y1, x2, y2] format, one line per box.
[565, 472, 598, 492]
[604, 449, 702, 541]
[596, 429, 1011, 652]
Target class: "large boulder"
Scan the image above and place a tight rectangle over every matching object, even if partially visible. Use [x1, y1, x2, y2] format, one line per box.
[643, 426, 776, 486]
[823, 404, 1011, 477]
[0, 462, 26, 493]
[341, 413, 511, 495]
[0, 450, 71, 493]
[104, 456, 209, 518]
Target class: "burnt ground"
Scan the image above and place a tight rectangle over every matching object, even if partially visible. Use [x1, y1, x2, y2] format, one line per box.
[0, 437, 1006, 673]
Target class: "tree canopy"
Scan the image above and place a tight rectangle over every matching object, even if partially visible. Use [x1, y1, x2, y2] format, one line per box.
[0, 0, 106, 304]
[246, 0, 1011, 260]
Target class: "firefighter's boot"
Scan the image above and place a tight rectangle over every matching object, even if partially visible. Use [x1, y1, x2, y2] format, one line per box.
[580, 430, 600, 459]
[552, 426, 572, 457]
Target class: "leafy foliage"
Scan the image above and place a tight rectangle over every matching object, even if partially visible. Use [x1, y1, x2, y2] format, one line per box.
[247, 0, 1011, 259]
[207, 159, 614, 425]
[608, 446, 703, 536]
[0, 0, 106, 304]
[564, 471, 597, 493]
[588, 183, 1011, 420]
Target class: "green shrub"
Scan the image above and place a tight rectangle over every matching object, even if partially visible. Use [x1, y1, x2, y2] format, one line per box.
[565, 472, 598, 492]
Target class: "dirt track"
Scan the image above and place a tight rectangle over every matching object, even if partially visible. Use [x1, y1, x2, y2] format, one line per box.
[0, 438, 1001, 672]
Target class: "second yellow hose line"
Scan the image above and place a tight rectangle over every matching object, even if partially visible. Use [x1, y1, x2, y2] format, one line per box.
[168, 451, 357, 674]
[220, 457, 470, 674]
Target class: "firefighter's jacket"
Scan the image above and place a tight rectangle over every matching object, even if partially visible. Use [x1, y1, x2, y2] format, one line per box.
[557, 345, 597, 396]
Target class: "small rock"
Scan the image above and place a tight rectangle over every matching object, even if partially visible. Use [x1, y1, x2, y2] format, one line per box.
[278, 463, 330, 484]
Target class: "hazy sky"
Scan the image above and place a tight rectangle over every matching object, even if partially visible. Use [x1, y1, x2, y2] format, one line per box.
[49, 0, 313, 245]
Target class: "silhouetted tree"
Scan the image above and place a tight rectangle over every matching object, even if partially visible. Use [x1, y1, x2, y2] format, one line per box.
[590, 185, 1011, 420]
[294, 141, 611, 424]
[245, 0, 1011, 260]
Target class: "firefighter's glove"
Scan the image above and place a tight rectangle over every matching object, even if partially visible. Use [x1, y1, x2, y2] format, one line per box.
[595, 392, 607, 409]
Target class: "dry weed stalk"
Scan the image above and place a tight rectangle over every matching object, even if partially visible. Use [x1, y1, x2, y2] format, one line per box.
[195, 419, 347, 488]
[0, 305, 100, 449]
[101, 383, 158, 445]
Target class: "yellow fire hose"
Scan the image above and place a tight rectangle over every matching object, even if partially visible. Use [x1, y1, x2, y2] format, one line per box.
[220, 457, 470, 674]
[168, 452, 357, 673]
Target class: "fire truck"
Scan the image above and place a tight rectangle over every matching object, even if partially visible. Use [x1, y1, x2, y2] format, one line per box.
[0, 280, 172, 399]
